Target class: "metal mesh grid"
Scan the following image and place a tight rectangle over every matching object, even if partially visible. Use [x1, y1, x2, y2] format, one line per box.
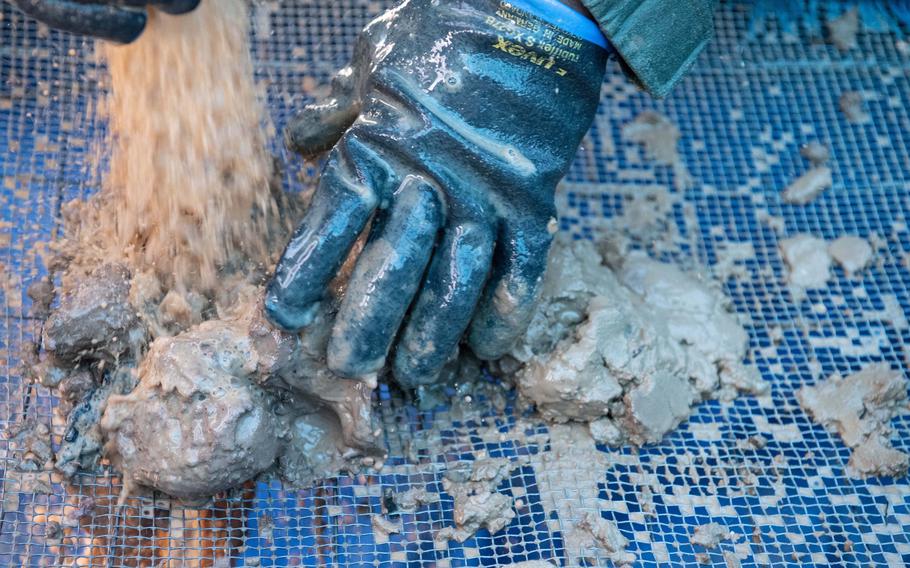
[2, 1, 910, 566]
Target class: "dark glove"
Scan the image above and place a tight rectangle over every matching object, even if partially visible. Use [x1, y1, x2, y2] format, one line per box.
[265, 0, 609, 388]
[10, 0, 200, 43]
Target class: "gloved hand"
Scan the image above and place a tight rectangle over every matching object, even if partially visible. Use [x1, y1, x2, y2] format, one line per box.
[265, 0, 609, 388]
[10, 0, 200, 43]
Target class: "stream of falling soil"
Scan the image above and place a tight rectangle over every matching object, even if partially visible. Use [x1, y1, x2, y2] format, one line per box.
[94, 0, 278, 292]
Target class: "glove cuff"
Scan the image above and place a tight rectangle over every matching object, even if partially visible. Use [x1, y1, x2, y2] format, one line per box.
[505, 0, 610, 50]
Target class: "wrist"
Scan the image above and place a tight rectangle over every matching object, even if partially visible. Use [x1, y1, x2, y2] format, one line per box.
[555, 0, 595, 20]
[505, 0, 608, 50]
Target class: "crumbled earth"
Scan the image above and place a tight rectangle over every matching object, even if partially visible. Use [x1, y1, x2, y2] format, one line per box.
[797, 364, 908, 478]
[577, 512, 636, 566]
[435, 455, 526, 543]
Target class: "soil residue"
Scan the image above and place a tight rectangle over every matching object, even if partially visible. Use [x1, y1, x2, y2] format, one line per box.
[435, 455, 527, 543]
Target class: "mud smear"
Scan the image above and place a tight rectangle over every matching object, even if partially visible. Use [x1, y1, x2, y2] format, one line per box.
[827, 8, 859, 52]
[527, 423, 633, 565]
[839, 91, 871, 124]
[622, 111, 694, 189]
[783, 143, 832, 205]
[797, 364, 908, 478]
[577, 512, 635, 566]
[800, 141, 830, 166]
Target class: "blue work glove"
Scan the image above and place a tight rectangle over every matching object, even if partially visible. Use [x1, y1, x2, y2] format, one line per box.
[10, 0, 200, 43]
[265, 0, 609, 388]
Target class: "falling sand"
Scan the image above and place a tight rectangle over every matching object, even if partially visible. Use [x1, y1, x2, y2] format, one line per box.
[91, 0, 280, 292]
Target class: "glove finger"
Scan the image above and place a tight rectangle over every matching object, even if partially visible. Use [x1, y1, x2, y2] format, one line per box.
[150, 0, 200, 15]
[392, 221, 494, 389]
[327, 176, 442, 380]
[12, 0, 146, 43]
[264, 138, 387, 332]
[467, 220, 554, 360]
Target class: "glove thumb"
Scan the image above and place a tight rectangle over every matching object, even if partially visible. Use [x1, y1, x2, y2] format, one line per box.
[285, 64, 362, 159]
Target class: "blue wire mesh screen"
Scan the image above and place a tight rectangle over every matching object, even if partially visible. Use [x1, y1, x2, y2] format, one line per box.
[1, 1, 909, 566]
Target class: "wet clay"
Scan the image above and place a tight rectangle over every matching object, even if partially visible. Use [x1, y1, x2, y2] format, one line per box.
[528, 423, 635, 565]
[28, 2, 766, 504]
[781, 233, 875, 298]
[782, 166, 832, 205]
[797, 364, 908, 478]
[828, 235, 872, 276]
[101, 300, 383, 499]
[780, 234, 831, 300]
[508, 239, 765, 445]
[38, 201, 762, 501]
[799, 141, 830, 166]
[26, 0, 313, 501]
[56, 367, 137, 478]
[100, 305, 284, 499]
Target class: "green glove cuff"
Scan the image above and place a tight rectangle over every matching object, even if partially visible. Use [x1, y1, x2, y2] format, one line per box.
[581, 0, 717, 97]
